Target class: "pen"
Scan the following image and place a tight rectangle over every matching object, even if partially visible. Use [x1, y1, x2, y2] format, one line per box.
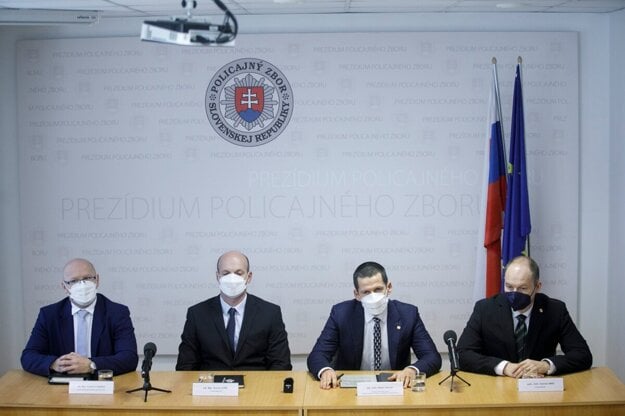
[331, 373, 344, 388]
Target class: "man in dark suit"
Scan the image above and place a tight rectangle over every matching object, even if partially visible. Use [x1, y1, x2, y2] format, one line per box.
[307, 261, 441, 389]
[21, 258, 138, 377]
[457, 256, 592, 378]
[176, 251, 292, 370]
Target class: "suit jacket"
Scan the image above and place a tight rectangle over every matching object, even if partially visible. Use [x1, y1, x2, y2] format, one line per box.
[307, 299, 441, 378]
[175, 294, 292, 370]
[457, 293, 592, 375]
[21, 294, 139, 377]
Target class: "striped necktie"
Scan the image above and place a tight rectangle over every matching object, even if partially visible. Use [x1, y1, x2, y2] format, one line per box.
[514, 314, 527, 360]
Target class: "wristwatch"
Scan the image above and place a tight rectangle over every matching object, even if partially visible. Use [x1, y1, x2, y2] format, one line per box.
[89, 360, 97, 373]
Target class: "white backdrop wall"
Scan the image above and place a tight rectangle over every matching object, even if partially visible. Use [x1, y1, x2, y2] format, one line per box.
[0, 11, 619, 379]
[16, 31, 579, 356]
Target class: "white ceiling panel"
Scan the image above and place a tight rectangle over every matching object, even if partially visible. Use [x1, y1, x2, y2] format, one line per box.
[0, 0, 624, 23]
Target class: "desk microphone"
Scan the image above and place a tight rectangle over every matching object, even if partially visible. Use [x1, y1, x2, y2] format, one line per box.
[128, 341, 171, 402]
[438, 330, 470, 391]
[443, 330, 459, 372]
[142, 342, 157, 374]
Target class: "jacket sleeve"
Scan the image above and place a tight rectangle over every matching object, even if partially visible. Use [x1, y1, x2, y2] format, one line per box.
[265, 306, 292, 370]
[549, 303, 592, 375]
[91, 303, 138, 375]
[409, 308, 442, 376]
[21, 309, 58, 377]
[307, 306, 340, 379]
[457, 301, 503, 375]
[176, 307, 201, 370]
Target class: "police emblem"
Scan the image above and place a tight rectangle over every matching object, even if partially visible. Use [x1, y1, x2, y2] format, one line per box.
[205, 58, 294, 147]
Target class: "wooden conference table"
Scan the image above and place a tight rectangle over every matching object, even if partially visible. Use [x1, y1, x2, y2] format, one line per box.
[0, 367, 624, 416]
[0, 370, 305, 416]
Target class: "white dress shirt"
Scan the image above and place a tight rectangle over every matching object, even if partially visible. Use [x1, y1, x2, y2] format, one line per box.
[360, 308, 391, 370]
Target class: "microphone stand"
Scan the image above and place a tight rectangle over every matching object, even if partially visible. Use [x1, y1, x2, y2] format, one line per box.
[438, 367, 470, 392]
[126, 361, 171, 402]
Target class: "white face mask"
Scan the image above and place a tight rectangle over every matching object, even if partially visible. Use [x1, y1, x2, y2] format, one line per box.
[68, 281, 97, 307]
[360, 291, 389, 316]
[219, 273, 248, 298]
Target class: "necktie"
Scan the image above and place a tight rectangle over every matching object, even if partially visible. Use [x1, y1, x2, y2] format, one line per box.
[373, 317, 381, 371]
[515, 314, 527, 360]
[76, 309, 89, 356]
[226, 308, 236, 355]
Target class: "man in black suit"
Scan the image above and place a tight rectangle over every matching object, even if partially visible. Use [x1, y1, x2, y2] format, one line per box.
[457, 256, 592, 378]
[176, 251, 292, 370]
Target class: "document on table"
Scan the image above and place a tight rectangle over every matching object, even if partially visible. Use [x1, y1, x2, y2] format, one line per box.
[339, 374, 377, 388]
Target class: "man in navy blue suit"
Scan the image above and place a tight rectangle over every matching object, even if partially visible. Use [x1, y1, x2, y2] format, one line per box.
[307, 261, 441, 389]
[21, 258, 138, 377]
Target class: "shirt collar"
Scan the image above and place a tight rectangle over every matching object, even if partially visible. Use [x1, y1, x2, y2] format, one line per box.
[220, 293, 247, 315]
[513, 303, 533, 319]
[363, 306, 388, 323]
[71, 297, 97, 315]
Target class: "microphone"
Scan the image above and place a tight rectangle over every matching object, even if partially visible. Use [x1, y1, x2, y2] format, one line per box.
[443, 330, 460, 372]
[438, 330, 470, 390]
[142, 342, 157, 373]
[128, 341, 171, 400]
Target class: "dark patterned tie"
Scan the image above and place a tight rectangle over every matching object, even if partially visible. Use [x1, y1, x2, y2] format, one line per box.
[373, 317, 381, 371]
[226, 308, 236, 355]
[515, 314, 527, 360]
[76, 309, 89, 356]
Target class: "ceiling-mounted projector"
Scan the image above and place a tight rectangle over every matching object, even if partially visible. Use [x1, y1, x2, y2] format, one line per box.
[140, 0, 237, 46]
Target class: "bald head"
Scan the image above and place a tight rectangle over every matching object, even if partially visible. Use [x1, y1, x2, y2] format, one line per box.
[216, 251, 250, 275]
[504, 256, 540, 284]
[63, 258, 96, 280]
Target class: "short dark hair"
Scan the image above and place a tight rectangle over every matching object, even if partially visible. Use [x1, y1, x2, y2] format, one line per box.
[353, 261, 388, 289]
[505, 255, 540, 283]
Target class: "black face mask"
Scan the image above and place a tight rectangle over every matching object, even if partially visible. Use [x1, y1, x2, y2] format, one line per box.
[504, 283, 537, 311]
[505, 291, 532, 311]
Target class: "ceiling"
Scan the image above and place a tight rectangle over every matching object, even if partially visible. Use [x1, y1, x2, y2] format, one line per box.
[1, 0, 625, 21]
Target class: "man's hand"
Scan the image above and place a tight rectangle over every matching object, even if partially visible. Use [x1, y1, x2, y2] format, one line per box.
[51, 352, 91, 374]
[503, 359, 548, 378]
[319, 368, 339, 390]
[387, 367, 417, 388]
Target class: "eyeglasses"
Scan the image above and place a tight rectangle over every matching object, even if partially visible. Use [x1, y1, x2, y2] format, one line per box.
[63, 276, 96, 287]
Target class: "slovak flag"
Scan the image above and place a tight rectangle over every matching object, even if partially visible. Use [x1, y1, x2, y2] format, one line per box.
[474, 60, 507, 300]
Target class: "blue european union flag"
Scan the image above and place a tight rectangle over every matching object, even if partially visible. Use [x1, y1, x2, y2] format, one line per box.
[502, 63, 531, 277]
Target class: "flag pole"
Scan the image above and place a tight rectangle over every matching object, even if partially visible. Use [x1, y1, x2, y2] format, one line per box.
[492, 57, 506, 160]
[516, 55, 531, 258]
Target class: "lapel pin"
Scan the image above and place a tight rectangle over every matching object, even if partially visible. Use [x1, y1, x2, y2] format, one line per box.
[539, 308, 543, 313]
[396, 325, 401, 330]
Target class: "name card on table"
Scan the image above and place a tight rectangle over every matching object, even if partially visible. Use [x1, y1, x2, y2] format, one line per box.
[518, 378, 564, 392]
[357, 381, 404, 396]
[193, 382, 239, 396]
[68, 380, 115, 395]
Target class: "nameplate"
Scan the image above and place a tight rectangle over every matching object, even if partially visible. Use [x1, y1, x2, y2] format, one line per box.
[518, 378, 564, 392]
[68, 380, 114, 395]
[192, 382, 239, 396]
[357, 381, 404, 396]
